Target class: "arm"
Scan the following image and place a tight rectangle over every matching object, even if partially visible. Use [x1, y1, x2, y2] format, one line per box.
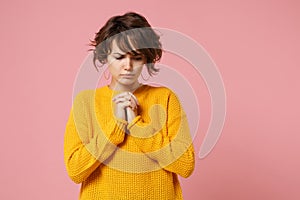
[128, 91, 195, 178]
[64, 91, 126, 183]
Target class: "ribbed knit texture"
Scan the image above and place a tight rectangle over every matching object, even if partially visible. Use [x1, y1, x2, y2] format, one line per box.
[64, 85, 195, 200]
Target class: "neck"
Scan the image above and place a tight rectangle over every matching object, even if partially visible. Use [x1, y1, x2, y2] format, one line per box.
[109, 81, 141, 93]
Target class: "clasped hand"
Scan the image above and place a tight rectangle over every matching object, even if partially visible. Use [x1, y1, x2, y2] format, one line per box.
[112, 92, 139, 123]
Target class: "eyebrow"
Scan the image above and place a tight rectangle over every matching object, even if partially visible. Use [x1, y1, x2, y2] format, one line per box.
[113, 52, 125, 55]
[113, 52, 143, 56]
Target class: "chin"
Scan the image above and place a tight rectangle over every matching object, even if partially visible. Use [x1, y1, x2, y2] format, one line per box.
[118, 79, 137, 86]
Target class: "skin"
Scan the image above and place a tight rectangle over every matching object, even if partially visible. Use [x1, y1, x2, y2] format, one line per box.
[106, 40, 145, 123]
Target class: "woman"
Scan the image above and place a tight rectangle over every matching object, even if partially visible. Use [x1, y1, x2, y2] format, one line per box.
[64, 12, 195, 200]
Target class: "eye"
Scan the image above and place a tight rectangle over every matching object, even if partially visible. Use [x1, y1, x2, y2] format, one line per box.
[133, 56, 143, 61]
[115, 56, 124, 60]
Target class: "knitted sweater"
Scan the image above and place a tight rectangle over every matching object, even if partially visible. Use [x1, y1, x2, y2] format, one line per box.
[64, 85, 195, 200]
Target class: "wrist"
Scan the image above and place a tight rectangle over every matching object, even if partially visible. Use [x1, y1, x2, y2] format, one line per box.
[126, 107, 136, 123]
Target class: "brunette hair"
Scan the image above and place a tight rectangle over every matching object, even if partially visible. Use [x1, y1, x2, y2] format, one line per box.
[89, 12, 162, 76]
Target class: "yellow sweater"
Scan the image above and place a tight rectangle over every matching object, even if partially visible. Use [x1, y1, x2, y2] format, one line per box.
[64, 85, 195, 200]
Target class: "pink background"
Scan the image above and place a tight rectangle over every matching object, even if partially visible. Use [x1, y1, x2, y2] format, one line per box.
[1, 0, 299, 199]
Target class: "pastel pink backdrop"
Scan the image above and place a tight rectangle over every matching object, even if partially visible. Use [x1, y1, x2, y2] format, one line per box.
[0, 0, 299, 199]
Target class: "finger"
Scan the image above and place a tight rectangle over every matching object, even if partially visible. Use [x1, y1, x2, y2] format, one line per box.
[129, 101, 137, 110]
[113, 92, 131, 100]
[116, 101, 131, 109]
[113, 97, 131, 103]
[128, 92, 139, 105]
[119, 97, 137, 109]
[115, 100, 136, 110]
[113, 95, 131, 102]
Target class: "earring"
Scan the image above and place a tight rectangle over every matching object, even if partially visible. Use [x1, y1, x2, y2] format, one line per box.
[104, 67, 111, 80]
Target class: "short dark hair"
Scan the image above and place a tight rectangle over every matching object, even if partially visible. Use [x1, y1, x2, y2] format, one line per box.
[89, 12, 162, 76]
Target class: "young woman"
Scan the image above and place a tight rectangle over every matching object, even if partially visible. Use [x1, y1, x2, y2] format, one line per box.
[64, 12, 195, 200]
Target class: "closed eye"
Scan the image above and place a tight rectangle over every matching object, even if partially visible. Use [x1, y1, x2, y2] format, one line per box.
[133, 57, 143, 61]
[114, 56, 143, 61]
[115, 56, 125, 60]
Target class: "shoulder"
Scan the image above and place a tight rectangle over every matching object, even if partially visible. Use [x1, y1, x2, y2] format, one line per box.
[142, 85, 184, 113]
[143, 84, 176, 95]
[73, 89, 95, 105]
[143, 84, 179, 100]
[73, 85, 109, 101]
[141, 85, 181, 108]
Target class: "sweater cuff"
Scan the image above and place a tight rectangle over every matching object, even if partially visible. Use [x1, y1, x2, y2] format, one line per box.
[127, 116, 159, 139]
[127, 115, 142, 130]
[128, 117, 169, 155]
[105, 118, 127, 145]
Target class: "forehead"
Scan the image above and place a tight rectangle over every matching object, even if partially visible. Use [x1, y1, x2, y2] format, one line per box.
[110, 37, 142, 55]
[111, 40, 124, 53]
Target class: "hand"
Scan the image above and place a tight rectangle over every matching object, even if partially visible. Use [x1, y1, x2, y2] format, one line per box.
[112, 92, 139, 123]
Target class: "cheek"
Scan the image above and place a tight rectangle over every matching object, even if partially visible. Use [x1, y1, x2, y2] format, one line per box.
[135, 65, 144, 74]
[108, 64, 119, 76]
[107, 57, 119, 71]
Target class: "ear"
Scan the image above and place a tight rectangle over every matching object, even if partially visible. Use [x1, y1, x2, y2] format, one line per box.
[101, 58, 108, 64]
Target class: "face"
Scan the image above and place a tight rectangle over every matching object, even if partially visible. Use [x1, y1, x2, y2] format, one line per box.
[106, 40, 145, 90]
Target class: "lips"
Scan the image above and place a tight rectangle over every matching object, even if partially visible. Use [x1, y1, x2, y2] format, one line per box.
[120, 74, 135, 78]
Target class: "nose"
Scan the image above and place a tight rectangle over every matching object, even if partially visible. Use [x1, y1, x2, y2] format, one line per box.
[123, 56, 133, 70]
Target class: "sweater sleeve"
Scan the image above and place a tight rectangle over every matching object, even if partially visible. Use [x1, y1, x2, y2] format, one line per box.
[63, 91, 126, 184]
[128, 91, 195, 178]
